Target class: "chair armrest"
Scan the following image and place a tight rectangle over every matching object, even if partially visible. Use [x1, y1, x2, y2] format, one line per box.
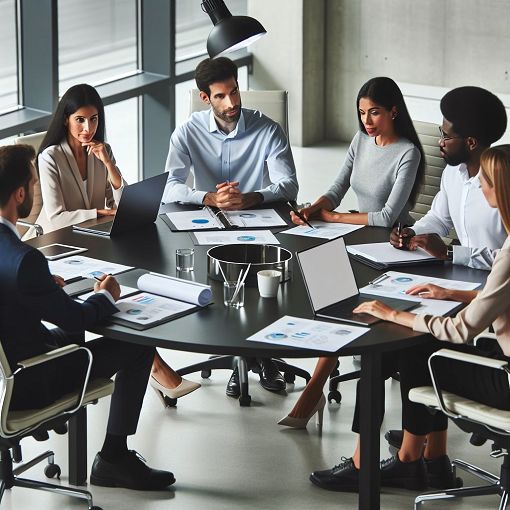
[16, 220, 43, 237]
[427, 348, 509, 421]
[13, 344, 93, 417]
[15, 344, 81, 370]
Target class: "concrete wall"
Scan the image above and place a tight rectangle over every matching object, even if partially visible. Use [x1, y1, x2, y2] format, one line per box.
[248, 0, 325, 146]
[326, 0, 510, 141]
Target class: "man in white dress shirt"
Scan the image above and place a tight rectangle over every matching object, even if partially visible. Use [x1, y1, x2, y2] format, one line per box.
[390, 86, 507, 270]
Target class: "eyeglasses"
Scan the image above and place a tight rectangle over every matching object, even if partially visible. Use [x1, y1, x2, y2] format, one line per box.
[438, 126, 464, 142]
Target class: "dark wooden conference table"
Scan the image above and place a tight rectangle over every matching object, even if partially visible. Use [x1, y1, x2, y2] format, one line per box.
[28, 207, 488, 510]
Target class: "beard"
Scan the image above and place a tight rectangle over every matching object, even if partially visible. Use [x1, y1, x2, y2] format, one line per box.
[212, 100, 242, 125]
[441, 144, 470, 167]
[17, 194, 33, 219]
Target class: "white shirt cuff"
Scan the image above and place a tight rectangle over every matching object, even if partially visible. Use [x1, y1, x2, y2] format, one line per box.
[96, 289, 116, 305]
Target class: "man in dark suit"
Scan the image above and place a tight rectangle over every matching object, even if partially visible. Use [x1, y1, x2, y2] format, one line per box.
[0, 144, 174, 490]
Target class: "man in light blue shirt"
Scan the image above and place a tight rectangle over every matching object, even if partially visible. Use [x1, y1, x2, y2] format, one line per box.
[163, 57, 298, 209]
[163, 57, 297, 397]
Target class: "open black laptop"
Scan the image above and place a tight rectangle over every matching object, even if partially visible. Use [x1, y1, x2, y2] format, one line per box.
[296, 237, 418, 326]
[73, 173, 167, 236]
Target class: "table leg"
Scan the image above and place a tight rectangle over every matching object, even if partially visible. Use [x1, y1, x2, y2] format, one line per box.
[68, 407, 88, 486]
[359, 350, 382, 510]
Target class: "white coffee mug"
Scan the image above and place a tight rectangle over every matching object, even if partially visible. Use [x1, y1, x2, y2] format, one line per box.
[257, 269, 281, 298]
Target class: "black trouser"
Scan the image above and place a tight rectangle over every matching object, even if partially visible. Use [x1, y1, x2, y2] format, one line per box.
[351, 337, 510, 436]
[11, 330, 155, 437]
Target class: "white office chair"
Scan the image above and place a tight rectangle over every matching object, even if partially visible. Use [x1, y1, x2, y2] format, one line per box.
[409, 348, 510, 509]
[0, 340, 114, 509]
[14, 132, 46, 239]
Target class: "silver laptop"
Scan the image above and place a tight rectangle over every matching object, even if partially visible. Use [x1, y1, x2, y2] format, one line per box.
[73, 173, 167, 236]
[296, 237, 417, 326]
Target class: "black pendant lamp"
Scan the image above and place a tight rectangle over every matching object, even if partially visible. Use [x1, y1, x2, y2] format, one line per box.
[201, 0, 267, 58]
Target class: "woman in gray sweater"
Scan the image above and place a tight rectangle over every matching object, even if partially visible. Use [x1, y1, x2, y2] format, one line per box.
[280, 78, 424, 429]
[292, 77, 424, 227]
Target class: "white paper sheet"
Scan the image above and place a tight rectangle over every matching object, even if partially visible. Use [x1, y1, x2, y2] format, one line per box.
[77, 285, 138, 301]
[247, 315, 369, 352]
[138, 273, 212, 306]
[193, 230, 280, 245]
[281, 221, 364, 239]
[359, 271, 481, 317]
[166, 208, 224, 230]
[113, 293, 196, 325]
[48, 256, 133, 282]
[347, 242, 437, 263]
[222, 209, 287, 228]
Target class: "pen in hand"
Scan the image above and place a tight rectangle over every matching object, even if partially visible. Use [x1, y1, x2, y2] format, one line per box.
[287, 202, 316, 229]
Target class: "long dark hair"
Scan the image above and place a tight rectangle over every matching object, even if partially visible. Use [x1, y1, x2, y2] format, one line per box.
[356, 77, 425, 207]
[39, 84, 106, 155]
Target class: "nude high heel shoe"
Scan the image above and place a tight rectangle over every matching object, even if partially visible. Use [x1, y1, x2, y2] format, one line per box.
[278, 393, 326, 429]
[150, 376, 201, 408]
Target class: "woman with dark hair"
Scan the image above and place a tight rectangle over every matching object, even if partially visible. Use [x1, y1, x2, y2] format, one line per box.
[37, 83, 125, 233]
[291, 76, 425, 228]
[37, 83, 200, 405]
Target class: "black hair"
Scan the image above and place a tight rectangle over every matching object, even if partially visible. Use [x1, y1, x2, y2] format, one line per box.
[0, 144, 36, 207]
[39, 84, 106, 155]
[440, 86, 507, 147]
[195, 57, 238, 97]
[356, 77, 425, 207]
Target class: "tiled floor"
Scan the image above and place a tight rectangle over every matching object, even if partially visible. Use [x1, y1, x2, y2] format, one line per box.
[3, 143, 502, 510]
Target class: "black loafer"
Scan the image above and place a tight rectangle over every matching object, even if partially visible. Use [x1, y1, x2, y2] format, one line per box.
[226, 367, 240, 397]
[385, 429, 404, 449]
[90, 451, 175, 490]
[309, 457, 359, 492]
[258, 359, 285, 392]
[380, 455, 427, 490]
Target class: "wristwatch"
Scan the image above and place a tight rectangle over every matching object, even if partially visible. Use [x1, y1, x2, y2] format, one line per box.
[446, 245, 454, 261]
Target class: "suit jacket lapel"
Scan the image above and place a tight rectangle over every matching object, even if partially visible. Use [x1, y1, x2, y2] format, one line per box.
[60, 139, 91, 209]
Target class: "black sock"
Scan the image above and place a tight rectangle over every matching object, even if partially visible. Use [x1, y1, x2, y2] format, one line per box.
[100, 433, 128, 462]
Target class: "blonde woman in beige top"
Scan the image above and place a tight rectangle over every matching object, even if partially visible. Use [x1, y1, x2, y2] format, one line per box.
[308, 144, 510, 493]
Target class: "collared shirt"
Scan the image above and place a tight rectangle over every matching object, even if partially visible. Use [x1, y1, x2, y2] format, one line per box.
[0, 216, 115, 305]
[163, 108, 298, 205]
[0, 216, 21, 239]
[412, 163, 506, 270]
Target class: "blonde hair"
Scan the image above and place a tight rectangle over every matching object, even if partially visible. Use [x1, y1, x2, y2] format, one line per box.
[480, 144, 510, 234]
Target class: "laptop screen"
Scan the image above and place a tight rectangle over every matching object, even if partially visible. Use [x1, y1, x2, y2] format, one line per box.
[297, 237, 359, 311]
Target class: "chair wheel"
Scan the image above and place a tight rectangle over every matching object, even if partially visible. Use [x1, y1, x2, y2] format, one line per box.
[164, 396, 177, 407]
[44, 463, 61, 479]
[284, 372, 295, 384]
[328, 390, 342, 404]
[201, 369, 211, 379]
[239, 395, 251, 406]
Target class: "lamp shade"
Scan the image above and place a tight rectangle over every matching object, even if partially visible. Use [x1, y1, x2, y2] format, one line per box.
[201, 0, 266, 58]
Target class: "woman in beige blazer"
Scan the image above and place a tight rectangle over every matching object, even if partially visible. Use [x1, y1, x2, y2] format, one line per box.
[37, 84, 200, 405]
[307, 144, 510, 493]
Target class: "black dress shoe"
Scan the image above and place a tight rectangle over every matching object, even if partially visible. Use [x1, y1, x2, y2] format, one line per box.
[258, 359, 285, 392]
[90, 451, 175, 490]
[226, 367, 240, 397]
[385, 429, 404, 449]
[309, 457, 359, 492]
[425, 455, 462, 489]
[380, 455, 427, 490]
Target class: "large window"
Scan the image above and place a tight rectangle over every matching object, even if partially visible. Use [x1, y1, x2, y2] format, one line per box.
[0, 0, 18, 112]
[58, 0, 138, 94]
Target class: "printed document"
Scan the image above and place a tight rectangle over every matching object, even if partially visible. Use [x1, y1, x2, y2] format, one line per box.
[281, 221, 364, 239]
[193, 230, 280, 245]
[49, 256, 133, 282]
[347, 242, 437, 264]
[247, 315, 369, 352]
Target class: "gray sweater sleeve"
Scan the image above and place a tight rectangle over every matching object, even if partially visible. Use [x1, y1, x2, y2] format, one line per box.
[323, 132, 359, 208]
[368, 145, 421, 227]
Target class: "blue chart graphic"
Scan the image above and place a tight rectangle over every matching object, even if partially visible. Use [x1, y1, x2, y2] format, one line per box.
[136, 316, 150, 321]
[192, 218, 209, 224]
[133, 295, 155, 305]
[240, 213, 256, 218]
[265, 332, 288, 340]
[392, 277, 414, 284]
[88, 270, 105, 278]
[334, 329, 351, 336]
[64, 259, 83, 265]
[237, 235, 256, 242]
[127, 308, 142, 315]
[291, 332, 311, 339]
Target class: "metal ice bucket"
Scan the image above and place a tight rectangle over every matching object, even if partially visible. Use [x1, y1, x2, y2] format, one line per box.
[207, 244, 292, 286]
